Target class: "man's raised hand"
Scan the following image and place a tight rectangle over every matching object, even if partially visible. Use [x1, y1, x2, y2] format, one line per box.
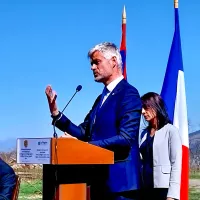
[45, 85, 59, 116]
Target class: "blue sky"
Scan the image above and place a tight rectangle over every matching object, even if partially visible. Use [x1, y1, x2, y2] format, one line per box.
[0, 0, 199, 142]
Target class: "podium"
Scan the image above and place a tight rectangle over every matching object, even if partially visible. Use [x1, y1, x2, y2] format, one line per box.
[43, 138, 114, 200]
[16, 137, 114, 200]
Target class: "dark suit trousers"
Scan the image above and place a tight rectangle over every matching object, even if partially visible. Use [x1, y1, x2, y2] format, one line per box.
[141, 188, 168, 200]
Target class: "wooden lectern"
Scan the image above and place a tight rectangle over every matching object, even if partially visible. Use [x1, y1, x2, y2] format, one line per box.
[43, 138, 114, 200]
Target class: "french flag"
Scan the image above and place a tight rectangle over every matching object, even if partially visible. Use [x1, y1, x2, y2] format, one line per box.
[120, 6, 127, 80]
[161, 3, 189, 200]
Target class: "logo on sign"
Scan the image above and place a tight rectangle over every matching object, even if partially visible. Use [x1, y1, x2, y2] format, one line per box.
[24, 140, 28, 148]
[38, 141, 48, 145]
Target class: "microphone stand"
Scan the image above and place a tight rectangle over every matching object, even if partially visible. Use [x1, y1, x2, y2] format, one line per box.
[52, 85, 82, 200]
[53, 86, 82, 138]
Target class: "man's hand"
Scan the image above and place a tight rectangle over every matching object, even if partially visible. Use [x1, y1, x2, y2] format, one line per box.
[60, 132, 77, 139]
[45, 85, 59, 116]
[167, 198, 174, 200]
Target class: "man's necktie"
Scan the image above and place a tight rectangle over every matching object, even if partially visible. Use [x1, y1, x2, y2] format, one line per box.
[93, 87, 109, 124]
[99, 87, 109, 108]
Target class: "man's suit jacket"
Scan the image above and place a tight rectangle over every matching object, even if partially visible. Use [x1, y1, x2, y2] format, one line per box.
[53, 79, 142, 193]
[140, 124, 182, 199]
[0, 158, 16, 200]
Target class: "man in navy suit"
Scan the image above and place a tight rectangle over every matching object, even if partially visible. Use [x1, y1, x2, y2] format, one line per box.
[45, 42, 142, 200]
[0, 158, 16, 200]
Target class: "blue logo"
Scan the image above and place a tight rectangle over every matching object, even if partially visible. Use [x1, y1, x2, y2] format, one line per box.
[38, 141, 47, 145]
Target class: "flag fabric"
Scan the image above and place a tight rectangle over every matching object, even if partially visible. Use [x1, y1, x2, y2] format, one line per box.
[161, 7, 189, 200]
[120, 7, 127, 80]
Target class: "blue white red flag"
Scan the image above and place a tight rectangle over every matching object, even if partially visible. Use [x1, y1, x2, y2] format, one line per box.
[161, 7, 189, 200]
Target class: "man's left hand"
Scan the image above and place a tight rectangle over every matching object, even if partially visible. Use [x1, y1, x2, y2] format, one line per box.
[60, 132, 77, 139]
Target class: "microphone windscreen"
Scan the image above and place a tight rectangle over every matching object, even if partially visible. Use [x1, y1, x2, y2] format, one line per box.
[76, 85, 82, 92]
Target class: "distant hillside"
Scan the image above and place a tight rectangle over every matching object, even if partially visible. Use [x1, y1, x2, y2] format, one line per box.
[189, 130, 200, 168]
[0, 138, 16, 152]
[189, 130, 200, 151]
[189, 130, 200, 142]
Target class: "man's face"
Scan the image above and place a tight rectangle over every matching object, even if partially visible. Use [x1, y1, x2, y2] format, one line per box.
[90, 51, 115, 84]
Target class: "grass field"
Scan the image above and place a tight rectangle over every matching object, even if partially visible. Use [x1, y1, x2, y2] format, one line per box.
[190, 172, 200, 179]
[19, 180, 42, 200]
[189, 172, 200, 199]
[189, 188, 200, 200]
[18, 180, 200, 200]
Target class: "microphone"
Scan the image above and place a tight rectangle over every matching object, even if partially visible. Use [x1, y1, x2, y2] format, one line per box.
[53, 85, 82, 138]
[76, 85, 82, 92]
[61, 85, 82, 113]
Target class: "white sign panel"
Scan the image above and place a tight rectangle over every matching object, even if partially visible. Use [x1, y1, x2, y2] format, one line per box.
[17, 138, 51, 164]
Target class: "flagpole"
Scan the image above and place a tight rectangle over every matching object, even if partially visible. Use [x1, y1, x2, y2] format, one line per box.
[122, 5, 126, 24]
[174, 0, 178, 8]
[120, 5, 127, 80]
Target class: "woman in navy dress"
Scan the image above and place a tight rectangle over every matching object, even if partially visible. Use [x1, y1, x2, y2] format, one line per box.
[139, 92, 182, 200]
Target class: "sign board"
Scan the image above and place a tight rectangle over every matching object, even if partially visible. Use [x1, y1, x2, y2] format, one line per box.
[17, 138, 51, 164]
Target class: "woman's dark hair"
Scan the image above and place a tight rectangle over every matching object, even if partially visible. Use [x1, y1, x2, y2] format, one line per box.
[141, 92, 171, 129]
